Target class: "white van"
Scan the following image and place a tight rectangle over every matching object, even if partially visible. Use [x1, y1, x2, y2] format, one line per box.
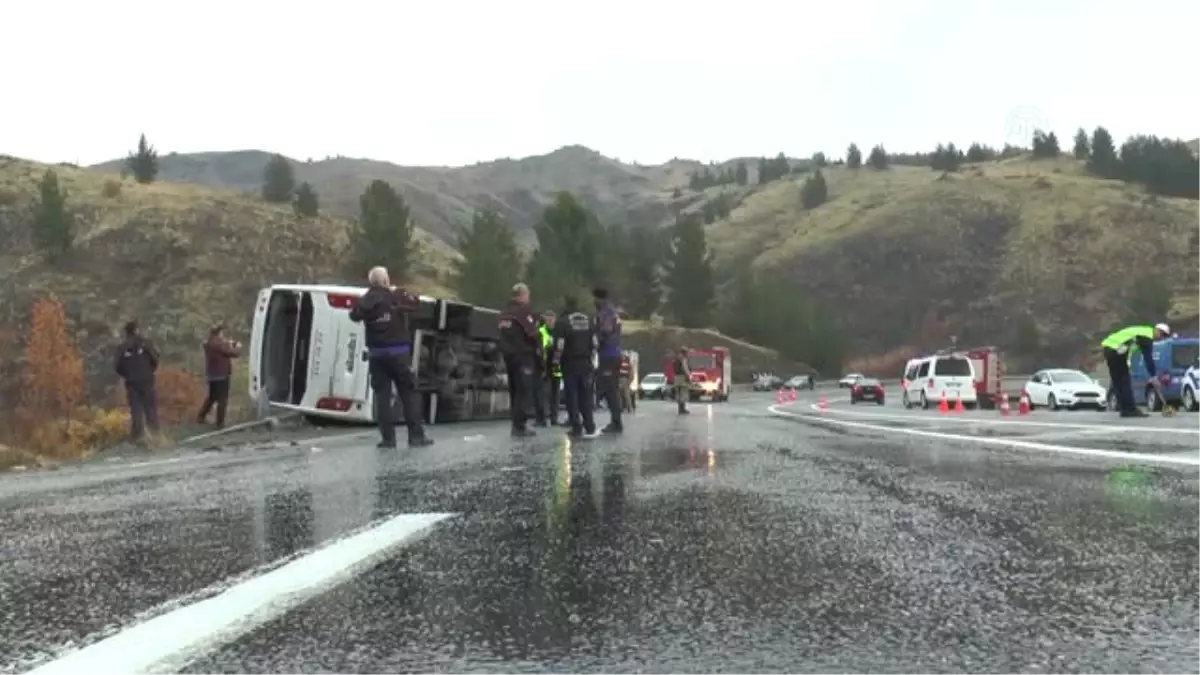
[901, 354, 977, 409]
[249, 284, 508, 425]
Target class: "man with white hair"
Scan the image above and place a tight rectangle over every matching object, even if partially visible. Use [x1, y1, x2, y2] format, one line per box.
[349, 265, 433, 449]
[498, 282, 541, 437]
[1101, 321, 1171, 418]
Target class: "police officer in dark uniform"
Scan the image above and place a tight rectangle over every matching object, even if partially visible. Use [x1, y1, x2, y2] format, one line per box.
[553, 295, 600, 439]
[592, 287, 624, 434]
[349, 266, 433, 450]
[499, 282, 541, 437]
[113, 320, 160, 444]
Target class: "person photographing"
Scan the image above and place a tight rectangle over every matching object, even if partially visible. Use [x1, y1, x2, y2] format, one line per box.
[1102, 322, 1170, 418]
[350, 266, 433, 449]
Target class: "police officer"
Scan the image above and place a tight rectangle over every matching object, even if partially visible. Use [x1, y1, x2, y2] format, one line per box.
[1102, 322, 1170, 418]
[499, 283, 541, 437]
[113, 320, 161, 444]
[668, 346, 691, 415]
[349, 266, 434, 449]
[553, 296, 600, 439]
[592, 287, 624, 434]
[538, 310, 563, 425]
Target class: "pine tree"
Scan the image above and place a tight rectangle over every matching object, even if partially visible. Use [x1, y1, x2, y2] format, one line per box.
[125, 134, 159, 184]
[526, 192, 601, 304]
[452, 209, 522, 309]
[735, 161, 748, 186]
[663, 213, 715, 328]
[812, 152, 828, 168]
[1031, 130, 1060, 158]
[262, 154, 296, 203]
[355, 180, 414, 281]
[17, 295, 84, 436]
[801, 169, 828, 209]
[867, 145, 889, 169]
[846, 143, 862, 169]
[293, 181, 319, 217]
[1087, 126, 1119, 178]
[31, 169, 73, 258]
[757, 157, 770, 184]
[1072, 128, 1090, 160]
[965, 143, 988, 163]
[623, 226, 662, 319]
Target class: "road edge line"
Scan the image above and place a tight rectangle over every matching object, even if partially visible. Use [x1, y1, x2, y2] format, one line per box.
[24, 512, 457, 675]
[768, 404, 1200, 467]
[805, 402, 1200, 435]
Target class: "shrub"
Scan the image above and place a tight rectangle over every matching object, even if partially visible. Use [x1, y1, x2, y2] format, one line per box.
[102, 180, 122, 198]
[155, 365, 206, 424]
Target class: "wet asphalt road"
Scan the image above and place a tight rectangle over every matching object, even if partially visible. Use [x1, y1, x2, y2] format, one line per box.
[2, 391, 1198, 674]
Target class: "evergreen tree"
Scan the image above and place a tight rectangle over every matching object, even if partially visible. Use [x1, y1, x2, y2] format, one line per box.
[526, 192, 602, 304]
[735, 161, 748, 186]
[1118, 135, 1200, 199]
[867, 144, 889, 169]
[262, 154, 296, 203]
[355, 179, 413, 280]
[1072, 128, 1090, 160]
[801, 169, 828, 209]
[931, 143, 962, 172]
[1087, 126, 1119, 178]
[965, 143, 988, 163]
[452, 209, 522, 309]
[772, 152, 789, 180]
[663, 213, 714, 328]
[31, 169, 73, 258]
[125, 134, 158, 184]
[757, 157, 770, 184]
[846, 143, 862, 169]
[1031, 130, 1060, 158]
[812, 151, 828, 168]
[293, 181, 319, 217]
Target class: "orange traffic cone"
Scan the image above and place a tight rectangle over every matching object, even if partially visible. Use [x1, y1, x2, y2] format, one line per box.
[938, 391, 950, 414]
[818, 395, 829, 411]
[788, 388, 797, 402]
[999, 395, 1011, 416]
[954, 391, 966, 414]
[776, 389, 785, 404]
[1018, 392, 1031, 415]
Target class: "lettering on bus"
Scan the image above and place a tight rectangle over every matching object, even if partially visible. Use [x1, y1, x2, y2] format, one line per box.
[346, 334, 357, 373]
[311, 330, 324, 381]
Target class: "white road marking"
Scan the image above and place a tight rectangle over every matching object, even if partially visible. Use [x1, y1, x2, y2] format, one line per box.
[805, 403, 1200, 435]
[769, 404, 1200, 467]
[26, 512, 456, 675]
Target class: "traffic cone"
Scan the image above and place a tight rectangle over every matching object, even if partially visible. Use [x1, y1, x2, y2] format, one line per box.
[954, 391, 966, 414]
[999, 395, 1011, 416]
[938, 391, 950, 414]
[818, 395, 829, 411]
[776, 389, 785, 404]
[788, 388, 797, 402]
[1018, 392, 1031, 415]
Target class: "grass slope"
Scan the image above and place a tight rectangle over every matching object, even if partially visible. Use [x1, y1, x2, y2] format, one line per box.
[0, 156, 459, 389]
[709, 156, 1199, 360]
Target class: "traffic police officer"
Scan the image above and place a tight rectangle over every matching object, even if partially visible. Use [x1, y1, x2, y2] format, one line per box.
[349, 266, 433, 449]
[553, 296, 600, 438]
[538, 310, 563, 425]
[1102, 322, 1169, 418]
[592, 287, 624, 434]
[499, 283, 541, 437]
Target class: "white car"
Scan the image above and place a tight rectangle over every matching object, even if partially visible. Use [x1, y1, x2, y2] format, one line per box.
[1023, 369, 1108, 411]
[1182, 365, 1199, 412]
[838, 373, 864, 388]
[638, 372, 668, 399]
[901, 354, 978, 409]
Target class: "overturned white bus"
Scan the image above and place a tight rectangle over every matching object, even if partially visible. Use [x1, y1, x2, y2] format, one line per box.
[249, 284, 511, 425]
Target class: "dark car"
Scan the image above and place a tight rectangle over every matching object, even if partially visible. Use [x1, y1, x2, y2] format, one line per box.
[850, 377, 885, 405]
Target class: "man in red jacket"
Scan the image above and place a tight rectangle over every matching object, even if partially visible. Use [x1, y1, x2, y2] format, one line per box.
[198, 324, 241, 428]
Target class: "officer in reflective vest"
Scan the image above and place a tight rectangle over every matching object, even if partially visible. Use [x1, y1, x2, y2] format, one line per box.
[538, 310, 563, 425]
[1101, 322, 1169, 418]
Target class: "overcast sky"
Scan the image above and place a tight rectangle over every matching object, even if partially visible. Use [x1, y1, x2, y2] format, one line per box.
[4, 0, 1196, 167]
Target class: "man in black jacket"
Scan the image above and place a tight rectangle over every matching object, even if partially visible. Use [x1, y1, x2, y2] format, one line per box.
[350, 266, 434, 449]
[499, 283, 541, 437]
[553, 296, 600, 439]
[113, 321, 160, 444]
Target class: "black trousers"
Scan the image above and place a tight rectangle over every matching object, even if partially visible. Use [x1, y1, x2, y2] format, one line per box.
[506, 356, 536, 431]
[370, 353, 425, 444]
[198, 378, 231, 427]
[563, 365, 596, 434]
[126, 381, 159, 440]
[531, 366, 548, 425]
[547, 376, 560, 420]
[1105, 347, 1136, 414]
[596, 355, 623, 429]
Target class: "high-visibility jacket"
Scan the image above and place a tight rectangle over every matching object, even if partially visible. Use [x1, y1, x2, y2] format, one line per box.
[1101, 325, 1157, 376]
[538, 324, 562, 379]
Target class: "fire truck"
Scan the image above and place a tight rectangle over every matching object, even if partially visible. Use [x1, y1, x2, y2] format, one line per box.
[666, 346, 732, 402]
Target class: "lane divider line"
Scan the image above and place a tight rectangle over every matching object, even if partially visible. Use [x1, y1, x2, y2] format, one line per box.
[25, 512, 457, 675]
[768, 404, 1200, 467]
[806, 403, 1200, 435]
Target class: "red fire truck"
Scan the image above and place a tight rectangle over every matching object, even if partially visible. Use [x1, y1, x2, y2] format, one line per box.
[965, 346, 1005, 409]
[667, 346, 733, 402]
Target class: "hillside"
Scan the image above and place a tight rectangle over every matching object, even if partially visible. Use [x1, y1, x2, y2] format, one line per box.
[622, 321, 816, 380]
[0, 155, 460, 389]
[708, 156, 1199, 360]
[91, 146, 687, 246]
